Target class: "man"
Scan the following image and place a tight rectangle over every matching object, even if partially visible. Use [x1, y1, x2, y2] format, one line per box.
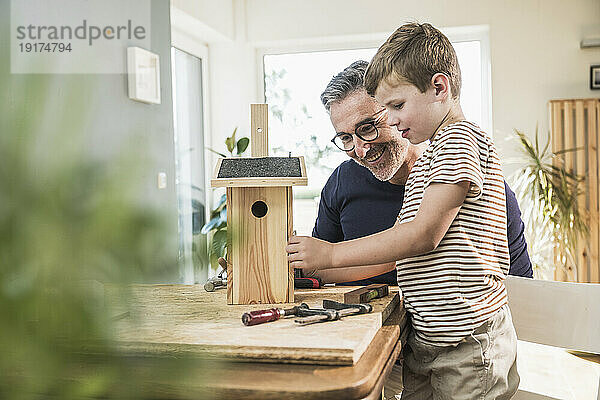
[311, 60, 532, 284]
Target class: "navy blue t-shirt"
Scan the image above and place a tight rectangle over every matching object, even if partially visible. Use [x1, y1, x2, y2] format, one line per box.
[312, 160, 533, 285]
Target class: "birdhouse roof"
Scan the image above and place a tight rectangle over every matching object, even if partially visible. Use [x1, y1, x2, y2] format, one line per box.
[211, 156, 308, 188]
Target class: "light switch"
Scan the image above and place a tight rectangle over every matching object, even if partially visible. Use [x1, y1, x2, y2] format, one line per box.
[157, 172, 167, 189]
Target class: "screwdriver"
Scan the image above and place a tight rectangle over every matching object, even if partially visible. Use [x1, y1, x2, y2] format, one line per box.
[242, 303, 309, 326]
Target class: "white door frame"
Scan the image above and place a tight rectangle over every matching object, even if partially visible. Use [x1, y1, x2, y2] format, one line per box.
[171, 19, 212, 283]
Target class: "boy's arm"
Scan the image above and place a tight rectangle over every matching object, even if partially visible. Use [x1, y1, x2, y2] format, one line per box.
[287, 181, 470, 270]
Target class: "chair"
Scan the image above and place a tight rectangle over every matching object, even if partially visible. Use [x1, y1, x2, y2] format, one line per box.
[505, 276, 600, 399]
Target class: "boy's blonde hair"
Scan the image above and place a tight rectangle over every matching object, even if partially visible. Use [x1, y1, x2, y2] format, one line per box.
[364, 23, 462, 99]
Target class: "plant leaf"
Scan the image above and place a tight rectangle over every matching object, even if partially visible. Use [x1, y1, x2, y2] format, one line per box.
[236, 137, 249, 155]
[200, 216, 221, 235]
[554, 146, 585, 156]
[206, 147, 227, 158]
[225, 127, 238, 154]
[210, 229, 228, 259]
[214, 194, 227, 213]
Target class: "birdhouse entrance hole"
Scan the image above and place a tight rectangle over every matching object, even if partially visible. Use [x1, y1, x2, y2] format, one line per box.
[251, 201, 268, 218]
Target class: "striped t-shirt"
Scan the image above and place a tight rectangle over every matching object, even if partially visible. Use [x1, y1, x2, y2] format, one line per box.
[397, 120, 509, 346]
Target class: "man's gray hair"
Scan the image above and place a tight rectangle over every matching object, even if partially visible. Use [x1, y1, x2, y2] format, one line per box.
[320, 60, 368, 113]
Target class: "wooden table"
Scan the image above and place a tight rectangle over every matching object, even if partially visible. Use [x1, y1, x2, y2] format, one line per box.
[104, 284, 407, 400]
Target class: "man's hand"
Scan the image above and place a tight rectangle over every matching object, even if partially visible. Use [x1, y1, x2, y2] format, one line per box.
[286, 235, 334, 272]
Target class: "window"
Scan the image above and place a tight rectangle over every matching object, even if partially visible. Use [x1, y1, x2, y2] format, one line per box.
[263, 37, 490, 234]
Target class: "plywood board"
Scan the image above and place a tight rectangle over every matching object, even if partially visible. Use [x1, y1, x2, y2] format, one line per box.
[106, 285, 401, 366]
[83, 298, 406, 400]
[211, 176, 309, 188]
[228, 186, 292, 304]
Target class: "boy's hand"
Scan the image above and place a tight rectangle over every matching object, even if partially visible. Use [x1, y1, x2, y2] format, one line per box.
[286, 235, 334, 272]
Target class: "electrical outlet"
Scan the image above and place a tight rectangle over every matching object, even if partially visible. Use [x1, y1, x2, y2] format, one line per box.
[157, 172, 167, 189]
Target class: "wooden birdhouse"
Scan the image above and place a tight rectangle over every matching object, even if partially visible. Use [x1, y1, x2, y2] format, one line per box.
[211, 104, 307, 305]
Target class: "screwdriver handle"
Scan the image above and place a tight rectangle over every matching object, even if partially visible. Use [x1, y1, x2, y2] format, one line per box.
[242, 308, 283, 326]
[294, 277, 322, 289]
[242, 304, 308, 326]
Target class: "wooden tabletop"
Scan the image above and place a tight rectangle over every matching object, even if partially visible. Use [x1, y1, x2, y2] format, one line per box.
[106, 284, 401, 365]
[102, 284, 407, 399]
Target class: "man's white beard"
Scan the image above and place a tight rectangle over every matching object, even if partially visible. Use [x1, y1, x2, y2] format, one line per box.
[356, 140, 408, 182]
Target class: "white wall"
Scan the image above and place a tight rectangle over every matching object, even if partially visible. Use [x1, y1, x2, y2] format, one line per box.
[175, 0, 600, 179]
[171, 0, 235, 41]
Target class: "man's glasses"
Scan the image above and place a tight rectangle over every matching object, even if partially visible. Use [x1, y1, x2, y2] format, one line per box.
[331, 108, 387, 152]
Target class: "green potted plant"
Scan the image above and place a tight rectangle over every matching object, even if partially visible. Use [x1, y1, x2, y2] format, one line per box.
[201, 128, 249, 271]
[510, 128, 587, 280]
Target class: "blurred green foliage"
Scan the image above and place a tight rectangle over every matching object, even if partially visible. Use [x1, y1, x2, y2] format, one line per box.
[0, 72, 201, 397]
[200, 194, 227, 269]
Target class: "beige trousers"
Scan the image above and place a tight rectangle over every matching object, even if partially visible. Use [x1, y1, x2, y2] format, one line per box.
[400, 305, 519, 400]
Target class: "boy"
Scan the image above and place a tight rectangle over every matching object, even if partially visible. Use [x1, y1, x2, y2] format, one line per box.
[286, 23, 519, 399]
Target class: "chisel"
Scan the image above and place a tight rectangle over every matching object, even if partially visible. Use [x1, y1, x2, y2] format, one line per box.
[294, 300, 372, 325]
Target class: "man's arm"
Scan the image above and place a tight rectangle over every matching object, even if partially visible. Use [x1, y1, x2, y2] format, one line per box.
[311, 163, 398, 283]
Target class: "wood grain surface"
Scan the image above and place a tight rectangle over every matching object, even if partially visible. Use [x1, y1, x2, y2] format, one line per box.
[226, 187, 233, 302]
[105, 285, 401, 366]
[250, 104, 268, 157]
[286, 186, 294, 302]
[211, 175, 308, 188]
[228, 186, 292, 304]
[73, 295, 405, 400]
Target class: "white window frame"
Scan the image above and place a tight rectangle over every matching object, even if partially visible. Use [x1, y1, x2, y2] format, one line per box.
[256, 25, 493, 134]
[442, 25, 493, 135]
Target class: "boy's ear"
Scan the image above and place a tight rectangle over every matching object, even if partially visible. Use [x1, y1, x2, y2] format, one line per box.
[431, 73, 450, 99]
